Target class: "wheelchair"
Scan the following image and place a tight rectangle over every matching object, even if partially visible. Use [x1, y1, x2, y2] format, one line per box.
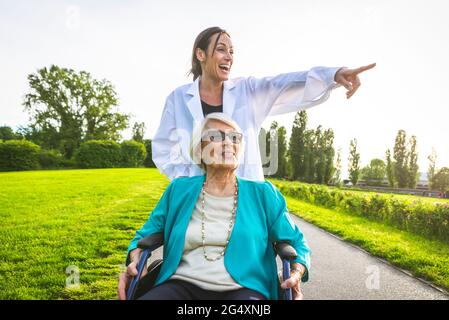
[126, 232, 299, 300]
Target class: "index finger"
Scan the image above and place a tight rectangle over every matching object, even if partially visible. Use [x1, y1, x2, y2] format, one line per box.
[355, 63, 376, 74]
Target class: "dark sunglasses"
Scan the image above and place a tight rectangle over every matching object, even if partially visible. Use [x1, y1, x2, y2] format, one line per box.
[201, 130, 243, 144]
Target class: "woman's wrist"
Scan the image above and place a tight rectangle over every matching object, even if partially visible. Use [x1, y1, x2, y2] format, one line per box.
[290, 263, 306, 278]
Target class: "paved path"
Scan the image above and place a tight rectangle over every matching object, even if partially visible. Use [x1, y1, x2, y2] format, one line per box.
[147, 216, 448, 300]
[287, 215, 448, 300]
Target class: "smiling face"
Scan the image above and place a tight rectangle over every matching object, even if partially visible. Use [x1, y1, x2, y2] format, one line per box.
[200, 119, 241, 171]
[196, 32, 234, 82]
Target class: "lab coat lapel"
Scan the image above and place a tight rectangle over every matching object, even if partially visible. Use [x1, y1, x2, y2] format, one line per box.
[186, 78, 237, 122]
[186, 78, 204, 123]
[223, 80, 237, 117]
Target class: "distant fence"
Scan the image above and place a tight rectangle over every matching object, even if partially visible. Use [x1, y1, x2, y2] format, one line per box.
[345, 185, 447, 199]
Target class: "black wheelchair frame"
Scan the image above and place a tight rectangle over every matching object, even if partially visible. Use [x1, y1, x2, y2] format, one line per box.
[126, 232, 298, 300]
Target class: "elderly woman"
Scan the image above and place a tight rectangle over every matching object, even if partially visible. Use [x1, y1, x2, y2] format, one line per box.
[118, 112, 311, 300]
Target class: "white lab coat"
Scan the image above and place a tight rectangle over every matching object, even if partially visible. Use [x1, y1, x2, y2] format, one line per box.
[152, 66, 342, 181]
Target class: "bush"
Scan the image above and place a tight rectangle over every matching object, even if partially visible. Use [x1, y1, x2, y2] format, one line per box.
[59, 158, 77, 168]
[272, 180, 449, 243]
[143, 139, 155, 168]
[38, 149, 64, 169]
[0, 139, 41, 171]
[120, 140, 147, 167]
[74, 140, 121, 168]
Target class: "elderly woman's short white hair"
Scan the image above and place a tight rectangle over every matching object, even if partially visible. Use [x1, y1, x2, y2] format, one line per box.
[190, 112, 244, 172]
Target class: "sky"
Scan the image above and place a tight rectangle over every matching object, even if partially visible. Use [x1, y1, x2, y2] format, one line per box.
[1, 0, 448, 179]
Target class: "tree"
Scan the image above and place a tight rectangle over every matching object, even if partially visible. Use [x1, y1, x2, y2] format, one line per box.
[289, 111, 307, 180]
[323, 129, 335, 185]
[348, 138, 361, 186]
[0, 126, 22, 140]
[431, 167, 449, 193]
[385, 149, 396, 187]
[393, 130, 409, 188]
[132, 122, 146, 143]
[361, 159, 386, 186]
[303, 129, 316, 183]
[427, 147, 437, 190]
[407, 135, 419, 188]
[331, 147, 342, 186]
[275, 125, 288, 178]
[315, 125, 325, 184]
[313, 126, 336, 185]
[23, 65, 129, 158]
[287, 110, 335, 184]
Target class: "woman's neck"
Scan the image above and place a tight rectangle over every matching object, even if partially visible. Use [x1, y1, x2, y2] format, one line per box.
[199, 75, 223, 105]
[204, 169, 237, 197]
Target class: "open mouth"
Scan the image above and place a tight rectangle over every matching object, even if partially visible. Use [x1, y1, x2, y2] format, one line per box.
[219, 64, 230, 72]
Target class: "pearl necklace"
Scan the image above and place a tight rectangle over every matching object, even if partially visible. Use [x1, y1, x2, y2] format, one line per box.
[200, 178, 238, 261]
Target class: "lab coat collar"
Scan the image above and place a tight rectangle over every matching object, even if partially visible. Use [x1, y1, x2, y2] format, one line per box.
[186, 76, 237, 122]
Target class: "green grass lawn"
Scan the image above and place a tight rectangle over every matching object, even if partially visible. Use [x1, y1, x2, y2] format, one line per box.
[1, 168, 448, 299]
[0, 168, 169, 299]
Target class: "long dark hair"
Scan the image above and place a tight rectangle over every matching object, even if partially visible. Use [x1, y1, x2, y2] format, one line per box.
[189, 27, 231, 81]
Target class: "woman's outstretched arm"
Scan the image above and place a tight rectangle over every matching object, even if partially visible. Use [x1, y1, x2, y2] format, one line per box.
[246, 63, 376, 127]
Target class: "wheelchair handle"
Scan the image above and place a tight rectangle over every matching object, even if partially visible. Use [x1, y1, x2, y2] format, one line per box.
[126, 233, 164, 300]
[282, 259, 293, 300]
[275, 242, 298, 300]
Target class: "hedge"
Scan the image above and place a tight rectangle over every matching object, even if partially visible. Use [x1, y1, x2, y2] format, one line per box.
[38, 149, 63, 169]
[0, 139, 41, 171]
[74, 140, 122, 168]
[143, 139, 155, 168]
[74, 140, 147, 168]
[273, 181, 449, 244]
[1, 139, 147, 171]
[120, 140, 147, 167]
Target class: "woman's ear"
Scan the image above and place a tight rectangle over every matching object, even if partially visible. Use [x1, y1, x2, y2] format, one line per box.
[196, 47, 206, 62]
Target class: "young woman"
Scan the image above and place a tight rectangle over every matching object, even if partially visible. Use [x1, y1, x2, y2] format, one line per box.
[152, 26, 376, 181]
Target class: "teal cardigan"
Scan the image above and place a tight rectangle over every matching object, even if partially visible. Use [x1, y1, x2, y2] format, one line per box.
[126, 175, 311, 300]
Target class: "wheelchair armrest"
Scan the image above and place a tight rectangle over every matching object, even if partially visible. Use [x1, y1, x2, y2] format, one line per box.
[137, 232, 164, 251]
[274, 242, 298, 261]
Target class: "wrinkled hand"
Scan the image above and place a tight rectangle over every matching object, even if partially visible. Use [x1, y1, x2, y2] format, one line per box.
[280, 270, 304, 300]
[117, 249, 147, 300]
[334, 63, 376, 99]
